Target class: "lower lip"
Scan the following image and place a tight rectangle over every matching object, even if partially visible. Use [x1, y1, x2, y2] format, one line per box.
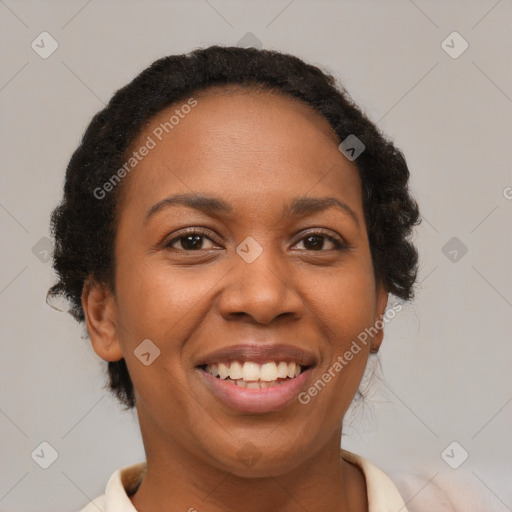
[197, 368, 312, 414]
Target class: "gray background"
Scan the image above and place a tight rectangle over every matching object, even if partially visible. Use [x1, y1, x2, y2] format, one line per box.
[0, 1, 511, 511]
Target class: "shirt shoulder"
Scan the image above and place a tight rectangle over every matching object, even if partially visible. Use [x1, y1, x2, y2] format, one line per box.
[341, 449, 410, 512]
[77, 461, 146, 512]
[390, 470, 506, 512]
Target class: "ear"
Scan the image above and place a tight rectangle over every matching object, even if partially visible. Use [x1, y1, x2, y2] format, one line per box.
[81, 278, 123, 362]
[370, 286, 389, 353]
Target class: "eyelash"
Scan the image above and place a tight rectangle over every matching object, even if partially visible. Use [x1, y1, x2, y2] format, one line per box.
[163, 227, 347, 252]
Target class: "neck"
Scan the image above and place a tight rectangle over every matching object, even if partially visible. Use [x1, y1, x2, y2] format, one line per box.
[129, 417, 367, 512]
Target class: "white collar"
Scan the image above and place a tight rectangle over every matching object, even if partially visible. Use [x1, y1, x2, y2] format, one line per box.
[341, 449, 409, 511]
[80, 449, 408, 511]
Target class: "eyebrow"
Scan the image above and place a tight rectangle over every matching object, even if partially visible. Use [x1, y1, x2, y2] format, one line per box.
[145, 193, 359, 226]
[145, 193, 233, 222]
[282, 196, 359, 226]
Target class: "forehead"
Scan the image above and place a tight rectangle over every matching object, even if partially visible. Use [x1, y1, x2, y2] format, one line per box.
[150, 84, 339, 141]
[137, 86, 341, 157]
[120, 87, 360, 212]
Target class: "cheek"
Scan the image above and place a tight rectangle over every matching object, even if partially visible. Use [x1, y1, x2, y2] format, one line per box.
[297, 257, 377, 401]
[305, 261, 377, 347]
[113, 254, 225, 349]
[112, 257, 222, 410]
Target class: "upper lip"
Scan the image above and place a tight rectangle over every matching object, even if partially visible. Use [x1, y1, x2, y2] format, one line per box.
[195, 343, 317, 367]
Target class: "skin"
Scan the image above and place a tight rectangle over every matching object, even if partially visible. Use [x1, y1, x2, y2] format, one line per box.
[82, 86, 388, 512]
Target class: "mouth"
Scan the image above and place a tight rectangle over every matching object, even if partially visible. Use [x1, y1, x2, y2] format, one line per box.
[195, 357, 315, 414]
[198, 360, 311, 389]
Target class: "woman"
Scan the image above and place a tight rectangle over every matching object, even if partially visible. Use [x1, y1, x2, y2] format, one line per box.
[49, 45, 420, 511]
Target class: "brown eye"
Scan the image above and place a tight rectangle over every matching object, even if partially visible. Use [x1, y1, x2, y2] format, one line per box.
[292, 230, 346, 251]
[165, 229, 219, 251]
[303, 234, 327, 250]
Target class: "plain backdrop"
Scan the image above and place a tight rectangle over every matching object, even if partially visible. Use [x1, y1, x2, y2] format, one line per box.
[0, 1, 511, 511]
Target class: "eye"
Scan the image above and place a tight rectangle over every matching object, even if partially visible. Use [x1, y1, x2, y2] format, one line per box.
[163, 228, 347, 252]
[292, 229, 347, 251]
[164, 228, 221, 251]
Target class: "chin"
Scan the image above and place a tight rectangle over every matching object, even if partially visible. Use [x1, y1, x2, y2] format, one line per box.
[203, 442, 306, 478]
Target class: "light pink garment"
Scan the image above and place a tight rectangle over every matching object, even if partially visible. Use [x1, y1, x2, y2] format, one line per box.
[391, 470, 511, 512]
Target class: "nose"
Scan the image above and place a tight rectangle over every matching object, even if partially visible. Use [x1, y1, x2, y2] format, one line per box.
[217, 245, 305, 325]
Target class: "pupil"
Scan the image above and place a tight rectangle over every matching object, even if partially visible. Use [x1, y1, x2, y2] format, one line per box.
[182, 235, 202, 250]
[305, 235, 323, 250]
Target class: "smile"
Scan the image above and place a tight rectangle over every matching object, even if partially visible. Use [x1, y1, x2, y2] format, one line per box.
[202, 360, 306, 388]
[197, 360, 313, 413]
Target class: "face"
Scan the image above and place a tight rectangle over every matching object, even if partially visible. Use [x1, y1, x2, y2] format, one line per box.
[84, 87, 388, 477]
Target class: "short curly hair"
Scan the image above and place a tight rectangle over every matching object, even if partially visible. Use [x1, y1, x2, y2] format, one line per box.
[48, 45, 420, 409]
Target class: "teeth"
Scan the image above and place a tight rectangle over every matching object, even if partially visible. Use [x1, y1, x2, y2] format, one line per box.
[260, 362, 278, 381]
[277, 361, 289, 378]
[242, 362, 260, 381]
[229, 361, 243, 380]
[204, 360, 304, 383]
[218, 362, 229, 379]
[231, 378, 284, 389]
